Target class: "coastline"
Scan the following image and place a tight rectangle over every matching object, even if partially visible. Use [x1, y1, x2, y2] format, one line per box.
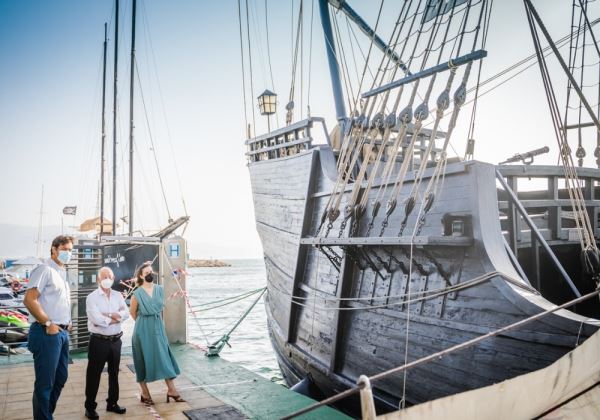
[188, 259, 231, 268]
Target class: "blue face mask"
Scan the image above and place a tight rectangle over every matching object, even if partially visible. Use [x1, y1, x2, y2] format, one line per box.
[57, 250, 72, 265]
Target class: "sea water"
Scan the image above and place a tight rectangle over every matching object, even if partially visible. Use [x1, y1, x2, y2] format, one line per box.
[186, 259, 283, 384]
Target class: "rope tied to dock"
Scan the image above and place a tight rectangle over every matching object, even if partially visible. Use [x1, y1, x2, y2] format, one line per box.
[159, 250, 268, 352]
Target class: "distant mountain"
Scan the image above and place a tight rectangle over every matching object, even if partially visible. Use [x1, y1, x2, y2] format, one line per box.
[0, 224, 64, 259]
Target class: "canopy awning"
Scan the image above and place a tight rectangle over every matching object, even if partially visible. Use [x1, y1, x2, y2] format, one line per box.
[79, 217, 116, 234]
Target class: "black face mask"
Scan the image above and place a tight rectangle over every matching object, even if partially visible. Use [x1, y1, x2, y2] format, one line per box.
[144, 273, 154, 283]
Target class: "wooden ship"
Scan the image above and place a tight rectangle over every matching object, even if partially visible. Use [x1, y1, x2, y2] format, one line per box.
[242, 0, 600, 415]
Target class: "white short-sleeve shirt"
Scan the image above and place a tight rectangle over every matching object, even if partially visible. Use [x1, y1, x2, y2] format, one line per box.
[28, 258, 71, 325]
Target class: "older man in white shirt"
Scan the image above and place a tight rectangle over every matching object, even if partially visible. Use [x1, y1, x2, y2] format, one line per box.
[84, 267, 129, 419]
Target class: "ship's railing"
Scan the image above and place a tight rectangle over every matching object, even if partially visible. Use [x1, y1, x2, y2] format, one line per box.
[245, 117, 330, 163]
[496, 165, 600, 295]
[496, 165, 600, 250]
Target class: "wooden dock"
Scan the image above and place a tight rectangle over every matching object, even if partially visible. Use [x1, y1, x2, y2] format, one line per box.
[0, 344, 349, 419]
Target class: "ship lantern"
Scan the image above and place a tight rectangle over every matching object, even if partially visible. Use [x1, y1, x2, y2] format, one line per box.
[258, 89, 277, 132]
[258, 89, 277, 116]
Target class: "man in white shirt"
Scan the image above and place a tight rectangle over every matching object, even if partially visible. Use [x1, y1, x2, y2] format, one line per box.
[84, 267, 129, 419]
[24, 235, 74, 420]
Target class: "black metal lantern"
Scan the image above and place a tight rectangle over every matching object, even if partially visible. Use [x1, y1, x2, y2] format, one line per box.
[257, 89, 277, 116]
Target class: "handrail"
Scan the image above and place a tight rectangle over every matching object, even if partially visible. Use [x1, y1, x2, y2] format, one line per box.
[245, 117, 330, 146]
[246, 137, 312, 156]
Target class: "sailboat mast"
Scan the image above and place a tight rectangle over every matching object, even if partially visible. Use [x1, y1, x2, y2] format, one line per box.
[100, 22, 108, 236]
[112, 0, 119, 235]
[128, 0, 137, 236]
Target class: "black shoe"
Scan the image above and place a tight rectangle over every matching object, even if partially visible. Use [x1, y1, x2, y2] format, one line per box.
[85, 408, 99, 419]
[106, 404, 126, 414]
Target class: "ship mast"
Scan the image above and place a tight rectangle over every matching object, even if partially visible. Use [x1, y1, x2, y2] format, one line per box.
[112, 0, 119, 236]
[318, 0, 346, 121]
[100, 23, 108, 236]
[128, 0, 137, 236]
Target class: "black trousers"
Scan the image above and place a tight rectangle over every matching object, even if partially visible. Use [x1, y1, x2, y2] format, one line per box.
[84, 335, 122, 410]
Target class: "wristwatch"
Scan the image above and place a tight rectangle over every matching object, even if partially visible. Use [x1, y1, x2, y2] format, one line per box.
[44, 320, 52, 327]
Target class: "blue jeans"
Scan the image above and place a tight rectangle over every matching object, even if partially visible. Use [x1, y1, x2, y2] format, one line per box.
[27, 322, 69, 420]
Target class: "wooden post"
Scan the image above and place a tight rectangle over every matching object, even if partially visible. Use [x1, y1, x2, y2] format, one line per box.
[547, 176, 560, 239]
[507, 176, 520, 252]
[358, 375, 377, 420]
[531, 236, 541, 292]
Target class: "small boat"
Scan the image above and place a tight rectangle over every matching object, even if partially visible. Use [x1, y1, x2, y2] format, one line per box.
[0, 309, 29, 344]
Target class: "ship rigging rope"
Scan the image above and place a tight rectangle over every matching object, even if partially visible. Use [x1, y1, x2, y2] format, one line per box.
[352, 0, 386, 114]
[323, 2, 396, 204]
[564, 0, 587, 166]
[411, 0, 489, 234]
[280, 287, 600, 420]
[319, 0, 411, 230]
[321, 0, 420, 234]
[411, 0, 491, 206]
[138, 1, 188, 219]
[159, 252, 268, 346]
[287, 0, 304, 125]
[357, 0, 428, 218]
[237, 0, 249, 135]
[189, 287, 265, 312]
[135, 61, 172, 222]
[306, 0, 315, 117]
[332, 0, 474, 237]
[419, 30, 598, 143]
[525, 0, 598, 264]
[268, 268, 535, 311]
[364, 1, 424, 227]
[332, 13, 356, 113]
[159, 249, 210, 345]
[361, 0, 459, 237]
[466, 0, 493, 154]
[379, 2, 461, 239]
[399, 5, 489, 399]
[419, 16, 600, 134]
[246, 0, 258, 135]
[320, 1, 590, 229]
[264, 0, 276, 102]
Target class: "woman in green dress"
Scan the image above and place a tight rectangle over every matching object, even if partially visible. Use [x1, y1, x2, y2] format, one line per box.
[130, 262, 184, 405]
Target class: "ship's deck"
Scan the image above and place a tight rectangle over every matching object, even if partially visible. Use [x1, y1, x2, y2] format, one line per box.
[0, 344, 349, 419]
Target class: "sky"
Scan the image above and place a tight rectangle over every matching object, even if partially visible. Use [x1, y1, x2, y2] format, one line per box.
[0, 0, 597, 258]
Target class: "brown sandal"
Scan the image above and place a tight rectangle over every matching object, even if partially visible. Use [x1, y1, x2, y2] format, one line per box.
[166, 393, 186, 403]
[141, 395, 154, 405]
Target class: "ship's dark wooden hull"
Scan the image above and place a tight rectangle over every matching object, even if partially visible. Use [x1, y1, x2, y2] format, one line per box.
[248, 145, 600, 413]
